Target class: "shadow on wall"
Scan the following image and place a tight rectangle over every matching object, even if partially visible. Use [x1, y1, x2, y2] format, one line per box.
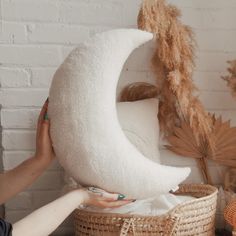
[0, 0, 3, 219]
[0, 104, 5, 218]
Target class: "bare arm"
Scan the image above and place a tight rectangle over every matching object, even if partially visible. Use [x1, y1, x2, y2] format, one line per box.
[1, 99, 133, 235]
[0, 100, 55, 204]
[12, 188, 132, 236]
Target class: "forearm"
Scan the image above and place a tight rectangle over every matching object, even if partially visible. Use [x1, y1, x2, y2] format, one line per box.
[0, 156, 49, 204]
[12, 190, 83, 236]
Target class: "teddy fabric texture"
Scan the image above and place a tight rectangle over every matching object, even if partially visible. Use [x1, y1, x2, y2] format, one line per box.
[48, 28, 190, 199]
[63, 98, 160, 192]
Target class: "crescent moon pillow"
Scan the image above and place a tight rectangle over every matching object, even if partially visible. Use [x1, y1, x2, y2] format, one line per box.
[63, 98, 160, 191]
[48, 29, 190, 199]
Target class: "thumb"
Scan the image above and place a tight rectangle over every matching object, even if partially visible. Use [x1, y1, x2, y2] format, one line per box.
[102, 192, 126, 201]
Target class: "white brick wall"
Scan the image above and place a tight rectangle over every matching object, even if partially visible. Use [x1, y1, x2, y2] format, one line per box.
[1, 0, 236, 234]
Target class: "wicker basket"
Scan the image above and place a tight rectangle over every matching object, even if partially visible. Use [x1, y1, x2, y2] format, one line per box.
[74, 184, 218, 236]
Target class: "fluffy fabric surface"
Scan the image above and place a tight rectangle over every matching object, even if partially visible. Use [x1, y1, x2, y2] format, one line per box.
[48, 29, 190, 199]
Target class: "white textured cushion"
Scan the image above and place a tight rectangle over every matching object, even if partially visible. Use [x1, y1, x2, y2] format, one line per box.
[117, 98, 160, 163]
[48, 29, 190, 199]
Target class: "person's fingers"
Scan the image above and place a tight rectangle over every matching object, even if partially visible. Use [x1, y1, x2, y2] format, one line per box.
[101, 192, 124, 201]
[41, 119, 50, 137]
[37, 99, 49, 137]
[99, 200, 132, 208]
[87, 187, 127, 201]
[38, 99, 49, 125]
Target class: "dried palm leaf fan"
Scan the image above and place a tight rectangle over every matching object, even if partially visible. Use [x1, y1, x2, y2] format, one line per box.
[120, 0, 236, 184]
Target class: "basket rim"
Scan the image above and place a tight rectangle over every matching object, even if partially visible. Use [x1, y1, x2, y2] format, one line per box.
[168, 183, 218, 214]
[74, 183, 218, 219]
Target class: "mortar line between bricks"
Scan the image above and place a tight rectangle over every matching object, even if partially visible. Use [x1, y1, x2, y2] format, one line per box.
[0, 87, 232, 92]
[0, 64, 58, 68]
[1, 87, 49, 90]
[3, 18, 236, 31]
[1, 106, 43, 110]
[0, 19, 133, 28]
[2, 106, 236, 111]
[0, 18, 235, 32]
[3, 128, 36, 131]
[2, 107, 236, 112]
[1, 87, 233, 93]
[3, 43, 236, 54]
[0, 66, 227, 74]
[2, 41, 236, 53]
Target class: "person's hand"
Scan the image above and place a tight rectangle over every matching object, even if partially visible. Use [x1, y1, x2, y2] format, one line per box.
[34, 98, 55, 165]
[79, 187, 134, 208]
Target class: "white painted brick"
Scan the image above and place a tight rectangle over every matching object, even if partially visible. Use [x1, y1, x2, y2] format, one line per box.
[122, 0, 142, 26]
[193, 71, 228, 91]
[1, 109, 39, 129]
[2, 130, 36, 150]
[28, 24, 90, 44]
[200, 8, 236, 30]
[0, 22, 27, 44]
[59, 1, 124, 26]
[181, 8, 236, 30]
[2, 0, 59, 22]
[2, 151, 61, 170]
[5, 192, 32, 210]
[200, 91, 236, 110]
[30, 68, 56, 88]
[168, 0, 236, 8]
[0, 89, 49, 108]
[180, 8, 204, 29]
[0, 45, 61, 66]
[195, 51, 236, 72]
[32, 190, 60, 209]
[28, 171, 63, 190]
[195, 29, 236, 52]
[0, 68, 30, 88]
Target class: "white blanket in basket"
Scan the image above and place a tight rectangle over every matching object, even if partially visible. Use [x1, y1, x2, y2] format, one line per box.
[80, 193, 195, 216]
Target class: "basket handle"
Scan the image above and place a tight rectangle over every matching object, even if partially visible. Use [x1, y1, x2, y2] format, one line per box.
[120, 218, 135, 236]
[119, 216, 180, 236]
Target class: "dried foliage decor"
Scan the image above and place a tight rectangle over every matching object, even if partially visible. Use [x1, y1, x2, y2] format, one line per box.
[119, 0, 236, 184]
[222, 60, 236, 98]
[137, 0, 212, 141]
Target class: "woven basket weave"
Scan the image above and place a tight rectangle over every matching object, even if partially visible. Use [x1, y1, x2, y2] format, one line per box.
[74, 184, 218, 236]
